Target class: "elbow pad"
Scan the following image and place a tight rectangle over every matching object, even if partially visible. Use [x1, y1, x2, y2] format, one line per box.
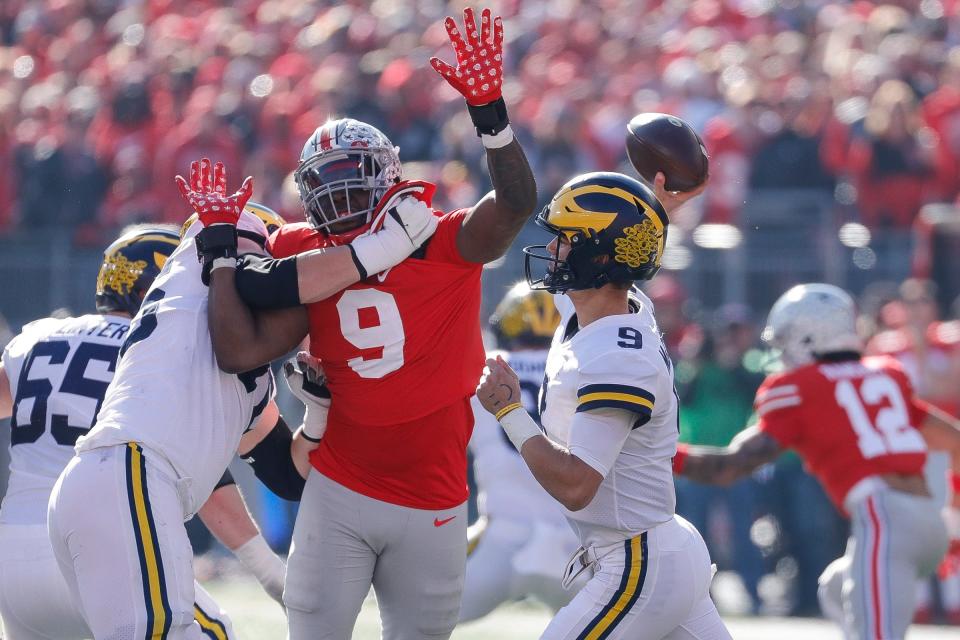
[239, 416, 306, 501]
[234, 254, 300, 310]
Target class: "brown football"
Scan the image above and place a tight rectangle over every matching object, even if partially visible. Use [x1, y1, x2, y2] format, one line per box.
[626, 113, 709, 192]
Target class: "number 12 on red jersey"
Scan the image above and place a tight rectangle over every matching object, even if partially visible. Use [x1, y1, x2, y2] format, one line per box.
[834, 373, 926, 459]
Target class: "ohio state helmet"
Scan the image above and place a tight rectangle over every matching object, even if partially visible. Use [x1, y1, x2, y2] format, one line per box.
[762, 283, 863, 370]
[294, 119, 402, 238]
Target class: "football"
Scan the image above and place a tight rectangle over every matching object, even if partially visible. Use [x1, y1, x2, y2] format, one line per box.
[625, 113, 709, 192]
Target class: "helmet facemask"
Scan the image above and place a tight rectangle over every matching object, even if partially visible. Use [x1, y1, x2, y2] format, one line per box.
[296, 149, 391, 236]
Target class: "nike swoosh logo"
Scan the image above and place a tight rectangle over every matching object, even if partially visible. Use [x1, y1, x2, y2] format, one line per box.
[434, 516, 456, 527]
[377, 267, 393, 283]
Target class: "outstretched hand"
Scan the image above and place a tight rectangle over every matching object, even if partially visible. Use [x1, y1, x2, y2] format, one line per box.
[430, 7, 504, 106]
[175, 158, 253, 227]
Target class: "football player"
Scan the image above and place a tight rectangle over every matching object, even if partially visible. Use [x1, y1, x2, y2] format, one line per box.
[198, 8, 538, 639]
[672, 283, 960, 640]
[478, 172, 731, 639]
[0, 225, 286, 639]
[461, 283, 585, 621]
[44, 170, 427, 640]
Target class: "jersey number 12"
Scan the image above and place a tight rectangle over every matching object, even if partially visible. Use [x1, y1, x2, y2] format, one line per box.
[834, 374, 926, 459]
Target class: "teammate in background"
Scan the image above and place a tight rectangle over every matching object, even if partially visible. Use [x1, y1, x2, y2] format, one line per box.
[0, 226, 284, 639]
[478, 171, 730, 639]
[202, 8, 537, 639]
[461, 283, 585, 622]
[44, 180, 377, 639]
[673, 283, 960, 640]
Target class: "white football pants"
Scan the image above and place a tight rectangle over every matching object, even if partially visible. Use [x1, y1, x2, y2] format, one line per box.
[817, 487, 948, 640]
[542, 515, 731, 640]
[460, 517, 583, 622]
[284, 470, 467, 640]
[47, 444, 235, 640]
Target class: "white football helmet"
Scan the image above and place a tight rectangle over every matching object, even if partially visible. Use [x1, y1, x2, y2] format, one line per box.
[294, 119, 402, 238]
[762, 283, 862, 370]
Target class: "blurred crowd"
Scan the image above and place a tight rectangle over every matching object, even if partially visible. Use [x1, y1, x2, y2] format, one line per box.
[655, 272, 960, 621]
[4, 0, 960, 623]
[2, 0, 960, 245]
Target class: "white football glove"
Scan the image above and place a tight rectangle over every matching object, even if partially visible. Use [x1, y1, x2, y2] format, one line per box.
[282, 352, 330, 441]
[350, 196, 438, 277]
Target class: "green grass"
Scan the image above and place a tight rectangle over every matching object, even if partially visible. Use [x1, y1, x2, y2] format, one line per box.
[202, 575, 958, 639]
[203, 575, 553, 640]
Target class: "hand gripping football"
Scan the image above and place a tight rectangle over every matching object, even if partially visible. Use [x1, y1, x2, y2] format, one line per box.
[626, 113, 709, 192]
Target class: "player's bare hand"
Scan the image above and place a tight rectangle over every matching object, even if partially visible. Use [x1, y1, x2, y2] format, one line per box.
[476, 355, 521, 415]
[653, 171, 707, 215]
[175, 158, 253, 227]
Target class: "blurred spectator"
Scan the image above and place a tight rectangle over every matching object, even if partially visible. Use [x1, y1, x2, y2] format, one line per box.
[674, 304, 766, 613]
[844, 81, 947, 228]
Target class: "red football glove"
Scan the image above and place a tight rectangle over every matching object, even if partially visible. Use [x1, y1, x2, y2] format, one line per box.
[430, 7, 504, 106]
[175, 158, 253, 227]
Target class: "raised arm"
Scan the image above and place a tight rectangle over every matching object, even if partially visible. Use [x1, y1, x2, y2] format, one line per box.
[674, 425, 783, 486]
[431, 7, 537, 264]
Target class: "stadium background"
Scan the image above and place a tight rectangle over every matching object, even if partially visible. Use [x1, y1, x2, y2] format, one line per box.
[2, 0, 960, 636]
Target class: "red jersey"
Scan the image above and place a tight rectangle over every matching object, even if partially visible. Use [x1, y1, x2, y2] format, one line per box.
[755, 356, 929, 513]
[269, 209, 485, 509]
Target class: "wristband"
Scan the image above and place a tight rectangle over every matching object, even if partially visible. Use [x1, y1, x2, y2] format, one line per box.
[302, 403, 328, 441]
[481, 124, 515, 149]
[211, 257, 237, 272]
[950, 471, 960, 496]
[498, 406, 542, 452]
[494, 402, 522, 421]
[673, 443, 689, 475]
[467, 97, 510, 137]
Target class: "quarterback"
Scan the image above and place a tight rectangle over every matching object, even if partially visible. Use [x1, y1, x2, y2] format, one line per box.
[673, 283, 960, 640]
[204, 8, 537, 639]
[0, 226, 288, 639]
[478, 172, 730, 640]
[461, 283, 585, 621]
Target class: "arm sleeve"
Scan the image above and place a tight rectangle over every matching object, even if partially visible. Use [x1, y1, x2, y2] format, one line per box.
[233, 254, 301, 310]
[568, 407, 636, 477]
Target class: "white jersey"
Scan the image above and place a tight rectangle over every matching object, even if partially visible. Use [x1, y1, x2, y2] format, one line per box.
[541, 292, 678, 548]
[1, 314, 130, 524]
[78, 219, 273, 517]
[469, 349, 567, 525]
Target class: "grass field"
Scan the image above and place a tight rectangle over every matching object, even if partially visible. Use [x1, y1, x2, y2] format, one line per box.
[202, 575, 960, 640]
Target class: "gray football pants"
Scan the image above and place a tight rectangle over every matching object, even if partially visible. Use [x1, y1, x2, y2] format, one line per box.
[284, 471, 467, 640]
[818, 487, 948, 640]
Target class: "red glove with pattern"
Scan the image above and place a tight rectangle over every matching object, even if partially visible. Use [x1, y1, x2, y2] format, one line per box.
[431, 7, 511, 141]
[175, 158, 254, 284]
[430, 7, 504, 106]
[175, 158, 253, 227]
